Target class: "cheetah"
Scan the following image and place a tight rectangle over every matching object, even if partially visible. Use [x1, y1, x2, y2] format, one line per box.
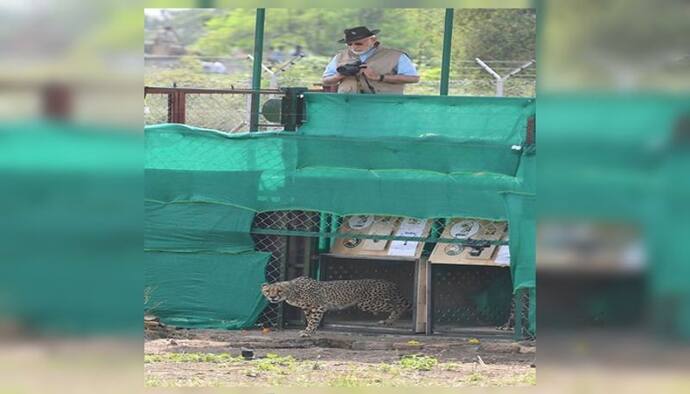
[261, 276, 411, 337]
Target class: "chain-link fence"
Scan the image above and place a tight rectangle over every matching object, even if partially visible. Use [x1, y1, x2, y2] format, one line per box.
[252, 214, 510, 247]
[144, 87, 285, 132]
[144, 61, 536, 132]
[251, 212, 290, 329]
[143, 91, 169, 125]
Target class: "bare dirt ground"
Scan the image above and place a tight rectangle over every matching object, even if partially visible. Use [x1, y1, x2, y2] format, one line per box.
[145, 325, 536, 388]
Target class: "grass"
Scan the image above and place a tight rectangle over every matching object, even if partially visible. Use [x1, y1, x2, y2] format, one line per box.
[398, 354, 439, 371]
[377, 363, 402, 375]
[465, 371, 486, 384]
[145, 377, 227, 387]
[253, 353, 297, 374]
[328, 374, 382, 387]
[145, 351, 534, 387]
[144, 352, 242, 364]
[519, 370, 537, 385]
[500, 370, 536, 386]
[145, 352, 299, 378]
[440, 362, 463, 371]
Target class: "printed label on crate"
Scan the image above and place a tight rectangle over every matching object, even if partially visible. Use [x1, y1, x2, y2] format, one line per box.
[494, 245, 511, 266]
[362, 217, 395, 251]
[388, 218, 427, 257]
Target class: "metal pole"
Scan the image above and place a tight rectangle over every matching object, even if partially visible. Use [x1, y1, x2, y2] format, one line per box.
[249, 8, 265, 132]
[476, 58, 535, 97]
[439, 8, 454, 96]
[329, 214, 340, 250]
[475, 57, 502, 97]
[496, 79, 504, 97]
[318, 213, 328, 252]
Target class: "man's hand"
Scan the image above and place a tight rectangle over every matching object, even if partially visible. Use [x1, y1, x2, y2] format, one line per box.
[359, 65, 379, 80]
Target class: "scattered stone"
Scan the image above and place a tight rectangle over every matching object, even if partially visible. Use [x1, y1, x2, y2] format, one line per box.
[241, 347, 254, 360]
[168, 339, 178, 346]
[246, 372, 258, 378]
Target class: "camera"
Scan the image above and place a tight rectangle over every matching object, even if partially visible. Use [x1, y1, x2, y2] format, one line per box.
[336, 60, 365, 76]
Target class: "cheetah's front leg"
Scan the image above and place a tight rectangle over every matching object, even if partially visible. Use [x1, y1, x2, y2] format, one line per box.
[299, 308, 325, 337]
[381, 308, 404, 326]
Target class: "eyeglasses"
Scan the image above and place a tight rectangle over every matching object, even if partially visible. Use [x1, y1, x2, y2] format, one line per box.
[347, 41, 368, 46]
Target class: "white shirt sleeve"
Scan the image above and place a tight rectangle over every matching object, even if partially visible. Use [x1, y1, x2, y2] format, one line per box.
[323, 55, 339, 78]
[396, 54, 419, 76]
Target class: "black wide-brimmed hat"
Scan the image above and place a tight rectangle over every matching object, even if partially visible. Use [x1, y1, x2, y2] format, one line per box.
[337, 26, 380, 43]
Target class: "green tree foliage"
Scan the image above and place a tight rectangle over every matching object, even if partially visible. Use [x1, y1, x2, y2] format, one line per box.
[191, 8, 534, 63]
[146, 8, 536, 96]
[452, 9, 536, 64]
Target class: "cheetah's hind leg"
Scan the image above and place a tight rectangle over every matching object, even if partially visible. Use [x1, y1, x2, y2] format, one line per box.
[378, 304, 407, 326]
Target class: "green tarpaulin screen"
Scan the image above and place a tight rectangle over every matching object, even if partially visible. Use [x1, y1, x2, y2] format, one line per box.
[145, 93, 536, 330]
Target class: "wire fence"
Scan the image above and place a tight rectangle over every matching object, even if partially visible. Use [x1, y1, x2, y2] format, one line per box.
[144, 76, 535, 133]
[144, 87, 287, 132]
[253, 213, 510, 246]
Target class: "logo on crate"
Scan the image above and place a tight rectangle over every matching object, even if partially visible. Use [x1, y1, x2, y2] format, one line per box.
[343, 238, 362, 248]
[347, 215, 374, 230]
[444, 244, 464, 256]
[450, 220, 480, 239]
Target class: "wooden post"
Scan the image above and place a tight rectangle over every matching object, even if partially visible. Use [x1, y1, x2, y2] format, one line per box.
[167, 91, 187, 124]
[426, 262, 433, 335]
[415, 256, 429, 333]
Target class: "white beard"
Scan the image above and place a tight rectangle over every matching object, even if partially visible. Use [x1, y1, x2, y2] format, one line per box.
[350, 46, 371, 56]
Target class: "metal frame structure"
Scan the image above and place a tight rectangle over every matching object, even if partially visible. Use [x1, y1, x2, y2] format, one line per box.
[164, 5, 536, 340]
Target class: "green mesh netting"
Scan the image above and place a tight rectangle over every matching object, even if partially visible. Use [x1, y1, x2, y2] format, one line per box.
[145, 93, 536, 330]
[1, 121, 140, 334]
[539, 93, 690, 338]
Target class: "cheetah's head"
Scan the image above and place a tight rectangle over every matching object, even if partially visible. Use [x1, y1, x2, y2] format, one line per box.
[261, 282, 288, 303]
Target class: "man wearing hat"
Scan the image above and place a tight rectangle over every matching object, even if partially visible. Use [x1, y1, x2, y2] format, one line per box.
[322, 26, 420, 94]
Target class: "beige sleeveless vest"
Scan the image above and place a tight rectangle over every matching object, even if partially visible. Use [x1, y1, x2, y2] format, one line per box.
[335, 44, 407, 94]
